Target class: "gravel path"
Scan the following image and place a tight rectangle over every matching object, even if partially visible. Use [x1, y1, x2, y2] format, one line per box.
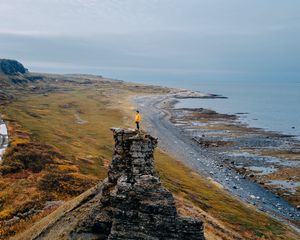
[134, 95, 300, 232]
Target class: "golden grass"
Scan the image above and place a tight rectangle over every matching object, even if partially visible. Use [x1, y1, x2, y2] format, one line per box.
[3, 89, 123, 178]
[0, 80, 299, 239]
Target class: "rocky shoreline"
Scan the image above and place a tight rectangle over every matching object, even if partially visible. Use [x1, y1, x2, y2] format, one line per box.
[134, 93, 300, 231]
[168, 96, 300, 208]
[0, 117, 8, 161]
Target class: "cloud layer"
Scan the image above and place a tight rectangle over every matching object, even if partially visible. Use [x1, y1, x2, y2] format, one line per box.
[1, 0, 299, 82]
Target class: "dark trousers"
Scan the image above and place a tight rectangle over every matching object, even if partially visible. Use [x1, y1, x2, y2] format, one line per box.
[136, 122, 140, 130]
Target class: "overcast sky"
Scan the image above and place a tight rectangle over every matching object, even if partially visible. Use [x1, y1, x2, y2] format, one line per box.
[0, 0, 299, 83]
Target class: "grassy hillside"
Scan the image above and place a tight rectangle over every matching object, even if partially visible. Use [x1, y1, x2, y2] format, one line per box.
[0, 74, 299, 239]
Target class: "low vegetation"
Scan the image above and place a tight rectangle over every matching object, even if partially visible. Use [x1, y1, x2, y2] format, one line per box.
[0, 74, 299, 239]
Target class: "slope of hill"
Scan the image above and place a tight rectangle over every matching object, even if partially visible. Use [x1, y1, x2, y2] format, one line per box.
[0, 59, 299, 239]
[13, 128, 205, 240]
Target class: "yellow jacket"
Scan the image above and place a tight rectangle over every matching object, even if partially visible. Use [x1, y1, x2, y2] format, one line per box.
[135, 113, 141, 122]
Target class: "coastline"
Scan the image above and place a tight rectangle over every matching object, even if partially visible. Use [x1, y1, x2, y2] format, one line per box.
[133, 93, 300, 230]
[176, 97, 300, 140]
[0, 116, 8, 161]
[128, 76, 300, 139]
[1, 69, 299, 238]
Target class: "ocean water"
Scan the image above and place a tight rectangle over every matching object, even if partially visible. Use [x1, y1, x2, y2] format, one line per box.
[173, 79, 300, 138]
[116, 72, 299, 138]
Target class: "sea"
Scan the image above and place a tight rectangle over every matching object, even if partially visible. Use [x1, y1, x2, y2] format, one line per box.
[174, 78, 300, 138]
[127, 75, 300, 138]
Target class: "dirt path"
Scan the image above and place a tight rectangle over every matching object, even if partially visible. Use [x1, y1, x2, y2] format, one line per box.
[133, 94, 300, 231]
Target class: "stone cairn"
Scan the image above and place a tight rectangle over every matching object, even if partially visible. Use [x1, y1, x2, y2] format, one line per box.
[15, 128, 204, 240]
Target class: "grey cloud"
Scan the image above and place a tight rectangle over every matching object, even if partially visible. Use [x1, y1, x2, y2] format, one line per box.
[0, 0, 299, 83]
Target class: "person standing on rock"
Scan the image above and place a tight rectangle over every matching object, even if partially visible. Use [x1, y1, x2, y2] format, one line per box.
[135, 110, 141, 130]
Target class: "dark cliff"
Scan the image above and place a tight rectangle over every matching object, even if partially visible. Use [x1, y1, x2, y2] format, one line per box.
[13, 128, 204, 240]
[0, 59, 27, 75]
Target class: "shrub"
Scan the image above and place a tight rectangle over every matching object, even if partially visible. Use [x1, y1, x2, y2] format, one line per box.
[38, 172, 97, 197]
[0, 142, 64, 174]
